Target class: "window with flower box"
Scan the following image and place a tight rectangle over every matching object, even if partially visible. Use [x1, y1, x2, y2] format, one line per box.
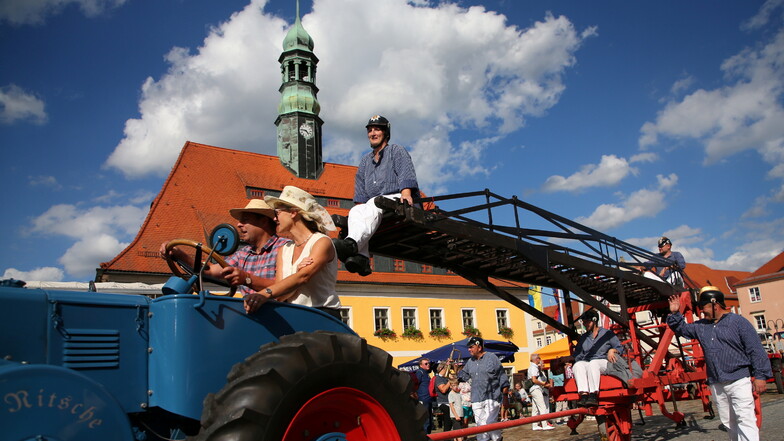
[374, 307, 390, 332]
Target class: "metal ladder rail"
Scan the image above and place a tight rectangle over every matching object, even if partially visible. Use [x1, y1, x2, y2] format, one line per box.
[340, 195, 681, 350]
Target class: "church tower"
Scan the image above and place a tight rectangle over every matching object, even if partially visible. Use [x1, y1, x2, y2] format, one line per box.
[275, 0, 324, 179]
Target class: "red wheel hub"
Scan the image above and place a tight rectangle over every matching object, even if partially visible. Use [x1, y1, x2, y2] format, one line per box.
[283, 387, 401, 441]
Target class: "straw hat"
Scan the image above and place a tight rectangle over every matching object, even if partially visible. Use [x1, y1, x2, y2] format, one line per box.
[229, 199, 275, 220]
[264, 186, 336, 233]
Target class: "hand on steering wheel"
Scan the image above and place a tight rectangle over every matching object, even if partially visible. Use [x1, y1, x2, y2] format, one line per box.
[164, 239, 237, 296]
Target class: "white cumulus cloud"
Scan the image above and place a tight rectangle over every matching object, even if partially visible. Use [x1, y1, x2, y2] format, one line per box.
[30, 203, 148, 278]
[32, 204, 147, 239]
[656, 173, 678, 190]
[625, 220, 784, 272]
[2, 266, 64, 282]
[59, 234, 129, 277]
[104, 0, 595, 193]
[629, 152, 658, 163]
[639, 26, 784, 179]
[577, 188, 667, 231]
[542, 155, 637, 193]
[28, 175, 61, 189]
[741, 0, 784, 31]
[0, 0, 128, 25]
[0, 84, 47, 125]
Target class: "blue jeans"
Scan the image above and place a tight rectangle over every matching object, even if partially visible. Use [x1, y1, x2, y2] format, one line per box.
[420, 398, 433, 433]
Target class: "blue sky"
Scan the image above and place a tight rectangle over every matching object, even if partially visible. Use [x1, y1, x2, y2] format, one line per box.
[2, 0, 783, 282]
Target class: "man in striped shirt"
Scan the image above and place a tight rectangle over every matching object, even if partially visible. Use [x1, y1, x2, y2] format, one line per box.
[333, 115, 420, 276]
[458, 336, 509, 441]
[667, 286, 771, 441]
[161, 199, 289, 297]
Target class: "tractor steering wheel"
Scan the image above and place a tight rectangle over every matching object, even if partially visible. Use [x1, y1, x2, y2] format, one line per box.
[164, 239, 237, 296]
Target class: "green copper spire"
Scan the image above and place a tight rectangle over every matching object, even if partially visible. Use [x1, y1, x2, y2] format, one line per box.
[282, 0, 314, 52]
[275, 0, 324, 179]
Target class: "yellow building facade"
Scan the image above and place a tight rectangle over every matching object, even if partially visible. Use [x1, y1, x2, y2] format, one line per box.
[336, 282, 533, 374]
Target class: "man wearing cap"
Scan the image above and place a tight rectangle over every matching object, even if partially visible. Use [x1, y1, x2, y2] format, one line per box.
[637, 236, 686, 287]
[457, 336, 509, 441]
[160, 199, 290, 297]
[668, 287, 772, 441]
[332, 115, 420, 276]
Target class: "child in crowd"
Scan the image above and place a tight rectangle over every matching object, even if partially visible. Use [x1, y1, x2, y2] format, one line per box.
[448, 381, 465, 441]
[458, 378, 473, 424]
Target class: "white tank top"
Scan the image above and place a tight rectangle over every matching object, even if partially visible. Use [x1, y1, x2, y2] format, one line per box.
[279, 232, 341, 309]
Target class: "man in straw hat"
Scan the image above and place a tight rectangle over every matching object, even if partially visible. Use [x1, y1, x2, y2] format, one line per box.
[668, 286, 771, 441]
[242, 186, 341, 319]
[160, 199, 290, 297]
[332, 114, 420, 276]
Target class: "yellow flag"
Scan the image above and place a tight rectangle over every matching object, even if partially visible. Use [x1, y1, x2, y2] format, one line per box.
[528, 285, 543, 312]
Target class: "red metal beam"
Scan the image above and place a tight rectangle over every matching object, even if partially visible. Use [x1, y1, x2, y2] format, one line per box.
[427, 408, 589, 440]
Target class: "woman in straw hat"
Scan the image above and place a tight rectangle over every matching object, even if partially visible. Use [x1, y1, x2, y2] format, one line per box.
[242, 186, 342, 320]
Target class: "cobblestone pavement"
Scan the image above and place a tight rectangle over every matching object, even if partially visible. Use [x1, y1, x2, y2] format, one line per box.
[431, 385, 784, 441]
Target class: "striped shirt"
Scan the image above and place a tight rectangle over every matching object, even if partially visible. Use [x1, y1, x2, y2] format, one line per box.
[225, 236, 290, 296]
[354, 144, 419, 204]
[667, 312, 772, 384]
[458, 351, 510, 402]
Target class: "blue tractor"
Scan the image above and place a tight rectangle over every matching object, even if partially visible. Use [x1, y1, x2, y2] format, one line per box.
[0, 225, 426, 441]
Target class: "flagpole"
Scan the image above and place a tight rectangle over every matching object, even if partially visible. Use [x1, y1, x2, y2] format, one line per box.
[556, 289, 566, 328]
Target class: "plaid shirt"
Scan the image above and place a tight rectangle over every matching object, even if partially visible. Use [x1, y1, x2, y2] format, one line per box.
[225, 235, 290, 297]
[354, 143, 419, 204]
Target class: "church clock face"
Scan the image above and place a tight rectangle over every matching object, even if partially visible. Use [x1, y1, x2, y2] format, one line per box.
[299, 122, 314, 140]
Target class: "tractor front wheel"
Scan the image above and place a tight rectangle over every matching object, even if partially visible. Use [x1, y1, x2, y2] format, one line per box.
[194, 331, 427, 441]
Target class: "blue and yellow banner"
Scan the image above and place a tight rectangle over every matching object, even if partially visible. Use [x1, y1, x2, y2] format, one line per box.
[528, 285, 543, 312]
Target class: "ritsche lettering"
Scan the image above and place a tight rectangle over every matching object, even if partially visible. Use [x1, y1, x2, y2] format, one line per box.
[4, 388, 103, 428]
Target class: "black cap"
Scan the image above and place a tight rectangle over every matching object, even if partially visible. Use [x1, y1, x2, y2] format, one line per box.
[365, 115, 391, 142]
[658, 237, 672, 247]
[467, 336, 484, 348]
[582, 309, 599, 323]
[366, 114, 390, 129]
[697, 286, 726, 308]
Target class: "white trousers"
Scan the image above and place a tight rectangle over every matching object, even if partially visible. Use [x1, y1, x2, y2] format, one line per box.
[347, 194, 400, 257]
[554, 398, 568, 422]
[643, 270, 683, 287]
[573, 359, 608, 393]
[711, 377, 759, 441]
[471, 399, 502, 441]
[529, 387, 550, 428]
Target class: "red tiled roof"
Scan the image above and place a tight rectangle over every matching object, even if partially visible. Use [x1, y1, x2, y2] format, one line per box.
[98, 142, 517, 288]
[100, 142, 354, 275]
[733, 251, 784, 287]
[749, 251, 784, 277]
[683, 263, 750, 299]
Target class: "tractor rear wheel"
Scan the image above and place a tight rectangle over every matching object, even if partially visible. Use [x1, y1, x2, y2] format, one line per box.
[193, 331, 427, 441]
